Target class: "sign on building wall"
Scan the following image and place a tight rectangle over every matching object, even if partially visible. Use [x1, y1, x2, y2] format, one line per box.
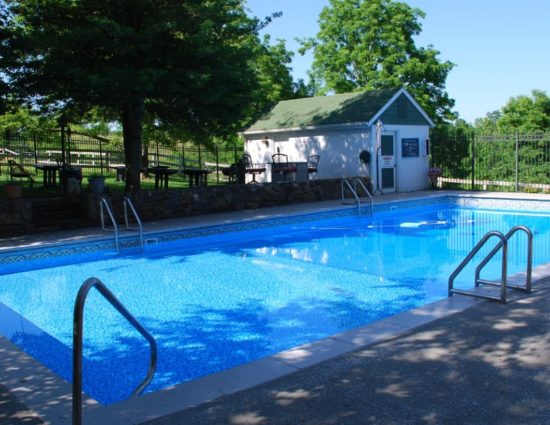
[401, 138, 419, 157]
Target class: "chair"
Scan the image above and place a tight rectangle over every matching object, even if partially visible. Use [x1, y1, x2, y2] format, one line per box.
[272, 153, 296, 181]
[307, 155, 320, 176]
[241, 154, 266, 184]
[8, 159, 34, 187]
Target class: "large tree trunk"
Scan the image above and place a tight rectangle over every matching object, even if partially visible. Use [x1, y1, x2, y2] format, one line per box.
[122, 99, 144, 194]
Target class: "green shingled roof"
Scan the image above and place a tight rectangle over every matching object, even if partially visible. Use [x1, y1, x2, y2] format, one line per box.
[246, 88, 398, 132]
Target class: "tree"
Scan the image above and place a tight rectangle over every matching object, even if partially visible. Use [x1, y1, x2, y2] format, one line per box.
[430, 119, 473, 178]
[299, 0, 455, 122]
[473, 110, 502, 135]
[472, 90, 550, 134]
[497, 90, 550, 133]
[3, 0, 263, 191]
[243, 34, 314, 130]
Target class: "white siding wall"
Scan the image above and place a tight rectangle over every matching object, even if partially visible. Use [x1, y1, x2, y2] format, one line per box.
[244, 124, 430, 191]
[382, 124, 430, 192]
[245, 127, 372, 183]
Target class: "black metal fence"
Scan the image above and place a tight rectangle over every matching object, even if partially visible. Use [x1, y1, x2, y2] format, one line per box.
[1, 129, 241, 184]
[432, 132, 550, 192]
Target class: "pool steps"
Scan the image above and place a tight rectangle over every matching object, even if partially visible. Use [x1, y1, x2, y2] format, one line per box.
[99, 196, 144, 253]
[449, 225, 533, 303]
[340, 178, 373, 215]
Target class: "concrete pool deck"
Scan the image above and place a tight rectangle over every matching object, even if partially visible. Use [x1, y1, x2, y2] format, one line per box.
[1, 190, 550, 424]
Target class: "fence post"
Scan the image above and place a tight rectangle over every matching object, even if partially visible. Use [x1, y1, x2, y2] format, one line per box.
[515, 131, 519, 192]
[67, 126, 72, 166]
[99, 137, 104, 176]
[33, 133, 38, 165]
[215, 145, 220, 184]
[181, 144, 185, 168]
[60, 125, 66, 168]
[471, 133, 475, 191]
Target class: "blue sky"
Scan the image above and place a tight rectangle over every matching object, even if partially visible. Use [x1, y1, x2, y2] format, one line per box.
[246, 0, 550, 123]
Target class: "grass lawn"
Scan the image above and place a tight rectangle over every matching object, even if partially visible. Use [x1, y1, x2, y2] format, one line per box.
[0, 170, 230, 199]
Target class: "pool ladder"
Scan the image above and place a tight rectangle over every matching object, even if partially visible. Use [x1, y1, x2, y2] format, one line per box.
[448, 225, 533, 303]
[100, 196, 144, 253]
[341, 177, 373, 216]
[72, 278, 157, 425]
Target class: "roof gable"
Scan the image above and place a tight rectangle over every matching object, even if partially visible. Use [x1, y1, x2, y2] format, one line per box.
[245, 88, 433, 133]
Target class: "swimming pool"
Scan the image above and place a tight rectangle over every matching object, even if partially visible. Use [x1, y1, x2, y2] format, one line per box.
[0, 196, 549, 405]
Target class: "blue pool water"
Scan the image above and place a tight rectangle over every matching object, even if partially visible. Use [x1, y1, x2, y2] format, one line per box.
[0, 203, 549, 404]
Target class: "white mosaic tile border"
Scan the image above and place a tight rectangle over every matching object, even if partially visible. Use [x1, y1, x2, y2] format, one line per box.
[454, 196, 550, 212]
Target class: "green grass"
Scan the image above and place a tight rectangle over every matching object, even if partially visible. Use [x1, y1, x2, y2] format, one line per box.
[0, 171, 231, 199]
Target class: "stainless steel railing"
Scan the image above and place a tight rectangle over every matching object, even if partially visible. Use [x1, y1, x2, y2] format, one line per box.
[99, 196, 119, 254]
[341, 177, 373, 216]
[449, 225, 533, 303]
[100, 196, 144, 253]
[475, 225, 533, 293]
[72, 278, 157, 425]
[123, 196, 144, 249]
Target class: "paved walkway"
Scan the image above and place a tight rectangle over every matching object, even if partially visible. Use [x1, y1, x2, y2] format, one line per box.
[141, 282, 550, 425]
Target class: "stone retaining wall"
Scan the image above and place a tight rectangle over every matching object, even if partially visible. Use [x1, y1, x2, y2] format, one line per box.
[0, 178, 370, 237]
[0, 199, 33, 236]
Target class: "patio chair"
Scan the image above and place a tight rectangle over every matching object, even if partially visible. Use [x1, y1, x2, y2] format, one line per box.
[241, 153, 266, 184]
[8, 159, 34, 187]
[307, 154, 320, 176]
[271, 153, 296, 181]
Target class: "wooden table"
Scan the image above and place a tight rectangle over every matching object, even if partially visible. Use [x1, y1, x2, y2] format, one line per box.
[33, 163, 61, 187]
[183, 168, 212, 187]
[108, 164, 126, 181]
[147, 166, 178, 189]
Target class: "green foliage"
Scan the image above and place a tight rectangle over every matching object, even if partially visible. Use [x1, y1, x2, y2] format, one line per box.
[498, 90, 550, 133]
[3, 0, 263, 190]
[254, 35, 298, 108]
[243, 34, 315, 131]
[474, 90, 550, 134]
[0, 106, 56, 135]
[299, 0, 455, 123]
[431, 120, 473, 178]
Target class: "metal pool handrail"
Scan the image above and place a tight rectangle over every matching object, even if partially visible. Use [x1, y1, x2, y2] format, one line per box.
[99, 196, 119, 253]
[475, 225, 533, 293]
[123, 196, 144, 249]
[341, 178, 373, 216]
[448, 230, 508, 303]
[72, 278, 157, 425]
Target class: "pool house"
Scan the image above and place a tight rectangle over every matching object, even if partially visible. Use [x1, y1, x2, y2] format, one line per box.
[243, 87, 435, 193]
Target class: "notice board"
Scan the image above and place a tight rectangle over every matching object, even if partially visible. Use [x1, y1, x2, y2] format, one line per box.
[401, 138, 419, 157]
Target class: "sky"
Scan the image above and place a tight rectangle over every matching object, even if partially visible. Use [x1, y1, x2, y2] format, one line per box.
[245, 0, 550, 123]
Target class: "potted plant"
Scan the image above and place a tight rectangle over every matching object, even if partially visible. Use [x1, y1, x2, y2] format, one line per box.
[87, 174, 106, 195]
[428, 167, 441, 189]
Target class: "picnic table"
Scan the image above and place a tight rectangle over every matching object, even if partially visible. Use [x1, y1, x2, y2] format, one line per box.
[147, 166, 178, 189]
[33, 163, 61, 187]
[183, 167, 212, 187]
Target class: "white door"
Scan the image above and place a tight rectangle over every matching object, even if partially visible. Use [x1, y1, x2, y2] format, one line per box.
[379, 134, 396, 193]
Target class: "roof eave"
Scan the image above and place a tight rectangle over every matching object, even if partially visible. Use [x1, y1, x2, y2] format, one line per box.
[243, 121, 371, 136]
